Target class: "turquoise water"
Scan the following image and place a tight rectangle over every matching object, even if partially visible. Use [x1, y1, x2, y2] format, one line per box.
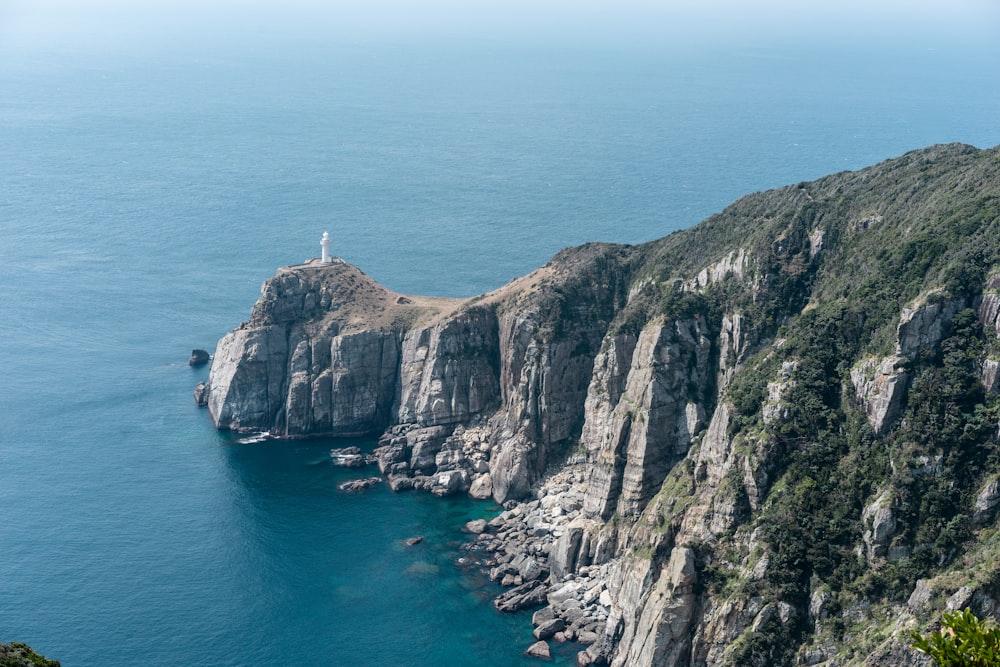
[1, 16, 999, 667]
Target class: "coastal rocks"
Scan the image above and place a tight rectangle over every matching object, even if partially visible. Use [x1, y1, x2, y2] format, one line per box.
[487, 314, 601, 502]
[579, 334, 639, 520]
[338, 477, 381, 492]
[207, 325, 290, 433]
[526, 640, 552, 659]
[329, 446, 377, 467]
[467, 464, 613, 647]
[469, 473, 494, 499]
[430, 469, 471, 497]
[193, 382, 209, 406]
[495, 581, 549, 613]
[463, 519, 489, 534]
[189, 348, 210, 367]
[203, 262, 418, 436]
[374, 423, 492, 497]
[533, 618, 566, 640]
[550, 524, 586, 581]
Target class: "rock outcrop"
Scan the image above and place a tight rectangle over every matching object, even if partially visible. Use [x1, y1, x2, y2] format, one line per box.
[188, 348, 210, 367]
[200, 143, 1000, 666]
[203, 244, 634, 502]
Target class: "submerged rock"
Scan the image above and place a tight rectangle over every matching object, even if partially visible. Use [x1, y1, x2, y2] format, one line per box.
[338, 477, 382, 493]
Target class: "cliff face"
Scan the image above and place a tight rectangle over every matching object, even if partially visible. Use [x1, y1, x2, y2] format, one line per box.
[205, 243, 636, 502]
[202, 143, 1000, 666]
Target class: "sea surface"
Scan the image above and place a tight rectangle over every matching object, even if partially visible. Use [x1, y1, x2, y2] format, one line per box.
[1, 20, 999, 667]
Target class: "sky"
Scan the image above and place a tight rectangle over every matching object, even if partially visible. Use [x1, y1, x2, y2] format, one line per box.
[1, 0, 998, 55]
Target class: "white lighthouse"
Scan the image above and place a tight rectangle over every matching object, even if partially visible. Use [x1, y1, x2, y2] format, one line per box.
[320, 231, 332, 263]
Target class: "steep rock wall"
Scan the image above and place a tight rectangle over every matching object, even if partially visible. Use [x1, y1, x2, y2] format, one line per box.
[203, 244, 634, 501]
[200, 144, 1000, 666]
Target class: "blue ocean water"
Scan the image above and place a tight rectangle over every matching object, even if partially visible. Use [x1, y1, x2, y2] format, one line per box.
[1, 18, 999, 667]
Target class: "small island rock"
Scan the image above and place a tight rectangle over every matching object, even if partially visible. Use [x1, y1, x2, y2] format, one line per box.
[188, 349, 210, 367]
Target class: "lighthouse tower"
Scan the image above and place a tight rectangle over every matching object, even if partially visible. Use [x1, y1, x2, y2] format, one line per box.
[320, 231, 332, 263]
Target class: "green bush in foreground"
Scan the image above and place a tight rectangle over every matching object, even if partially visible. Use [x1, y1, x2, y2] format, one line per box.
[911, 609, 1000, 666]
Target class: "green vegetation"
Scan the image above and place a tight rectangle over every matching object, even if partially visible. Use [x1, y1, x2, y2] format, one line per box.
[912, 609, 1000, 666]
[0, 643, 59, 667]
[609, 144, 1000, 665]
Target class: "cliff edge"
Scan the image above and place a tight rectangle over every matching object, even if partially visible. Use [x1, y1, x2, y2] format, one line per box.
[201, 143, 1000, 666]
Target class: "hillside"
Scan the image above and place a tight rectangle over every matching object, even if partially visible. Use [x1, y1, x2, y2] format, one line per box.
[200, 143, 1000, 665]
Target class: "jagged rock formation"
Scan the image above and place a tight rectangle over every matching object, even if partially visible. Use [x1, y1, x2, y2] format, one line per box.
[201, 143, 1000, 666]
[205, 243, 635, 502]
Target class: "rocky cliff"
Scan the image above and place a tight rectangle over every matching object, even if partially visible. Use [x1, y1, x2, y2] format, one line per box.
[201, 143, 1000, 666]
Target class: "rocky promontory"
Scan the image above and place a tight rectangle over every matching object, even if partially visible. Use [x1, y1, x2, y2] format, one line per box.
[200, 143, 1000, 666]
[204, 242, 637, 503]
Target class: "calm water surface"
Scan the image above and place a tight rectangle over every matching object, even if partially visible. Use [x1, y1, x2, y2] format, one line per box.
[1, 24, 998, 666]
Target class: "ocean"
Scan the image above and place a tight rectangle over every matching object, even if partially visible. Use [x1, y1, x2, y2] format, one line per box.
[1, 12, 999, 666]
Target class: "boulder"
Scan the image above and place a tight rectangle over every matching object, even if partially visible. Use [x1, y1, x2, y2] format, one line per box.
[386, 474, 416, 492]
[519, 557, 547, 582]
[533, 618, 566, 641]
[189, 348, 210, 367]
[469, 473, 494, 499]
[532, 606, 556, 627]
[430, 469, 470, 497]
[495, 581, 549, 613]
[463, 519, 489, 534]
[526, 640, 551, 660]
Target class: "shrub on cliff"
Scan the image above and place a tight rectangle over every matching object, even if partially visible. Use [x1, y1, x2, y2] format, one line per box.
[911, 609, 1000, 666]
[0, 642, 60, 667]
